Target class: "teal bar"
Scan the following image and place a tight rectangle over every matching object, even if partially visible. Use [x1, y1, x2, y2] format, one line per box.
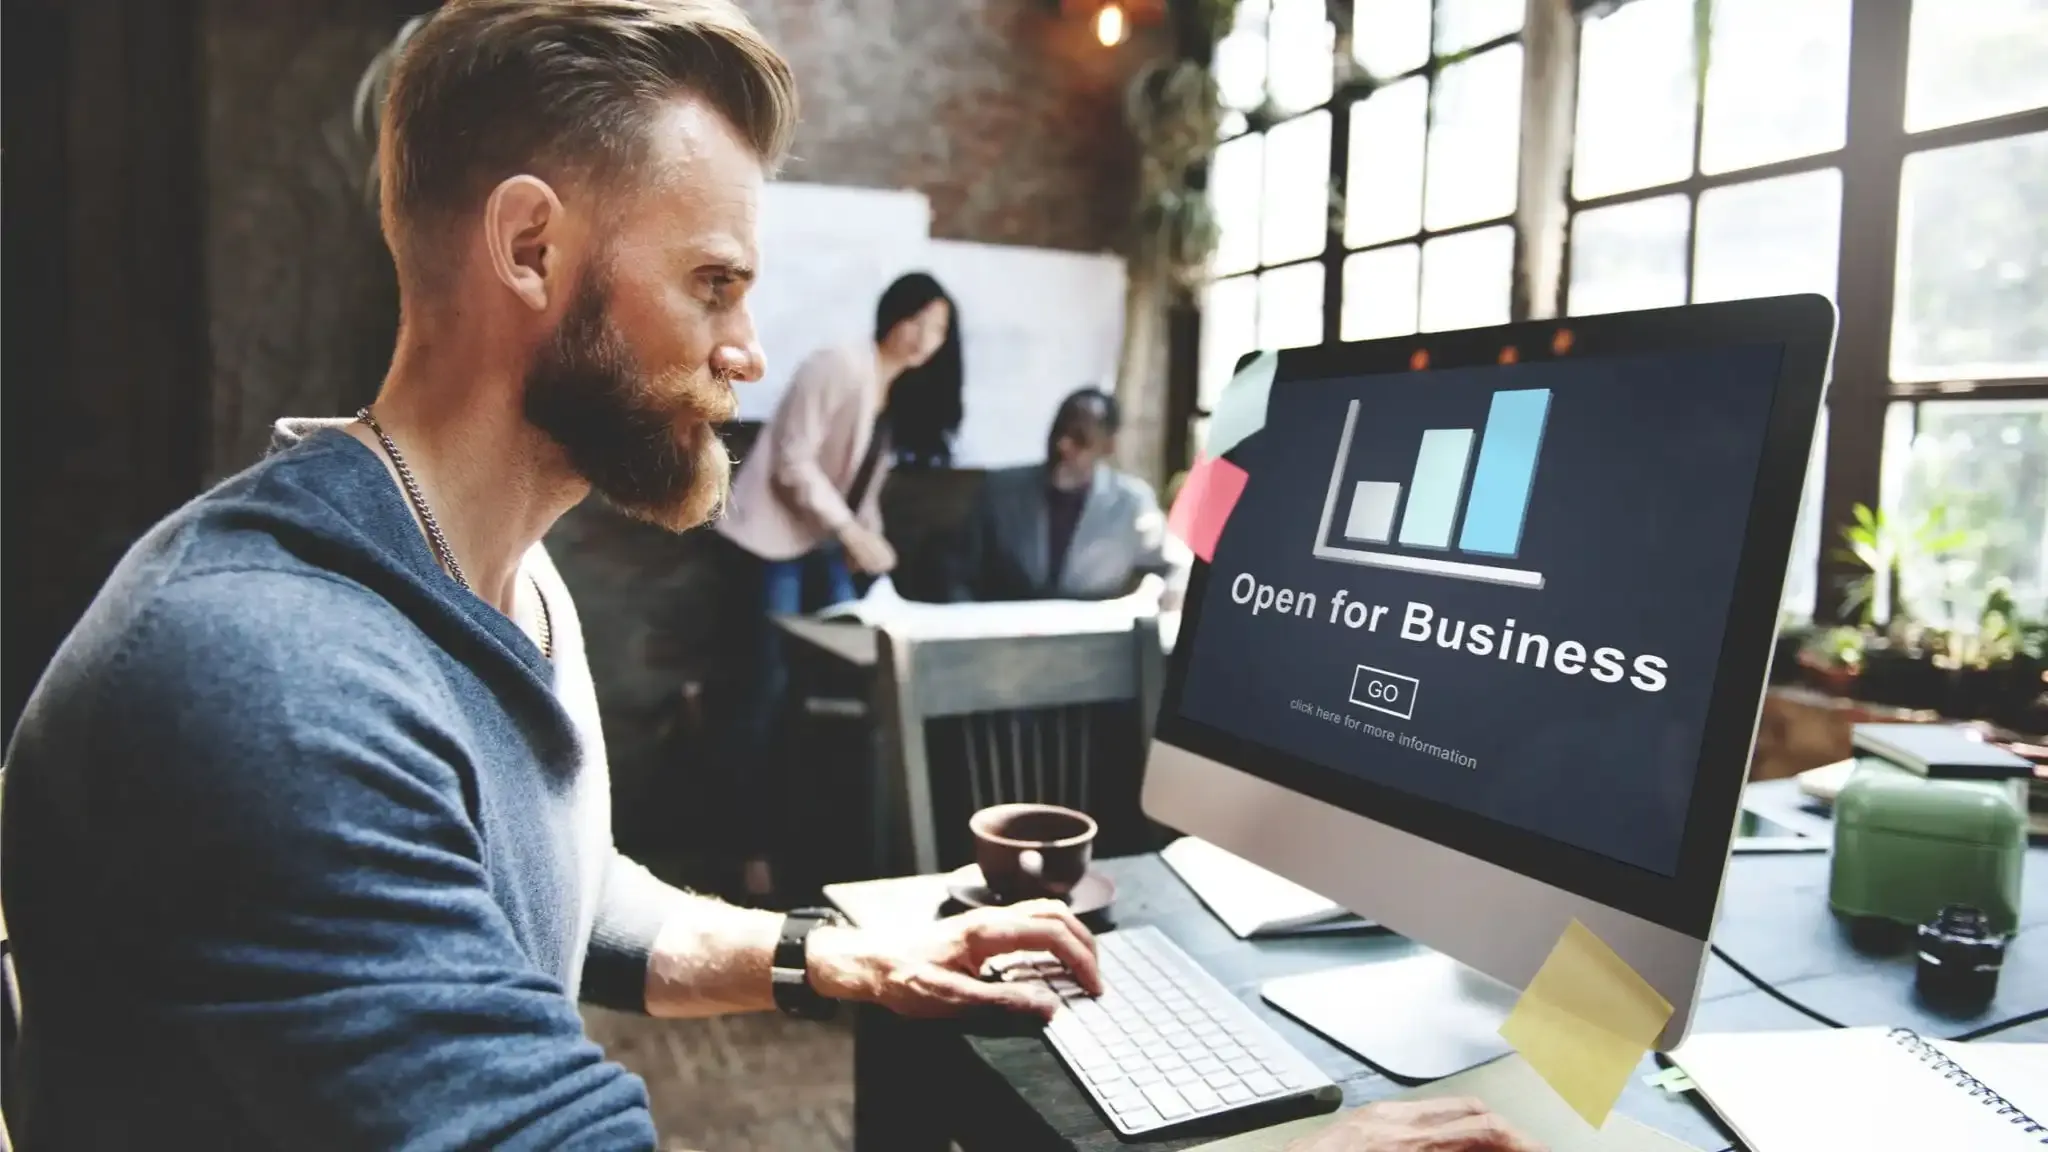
[1397, 428, 1474, 549]
[1458, 389, 1552, 558]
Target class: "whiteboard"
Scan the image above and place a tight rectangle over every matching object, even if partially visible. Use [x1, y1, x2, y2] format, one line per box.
[744, 182, 932, 421]
[925, 240, 1128, 468]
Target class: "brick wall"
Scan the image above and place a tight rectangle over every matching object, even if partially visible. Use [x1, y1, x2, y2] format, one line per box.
[197, 0, 1160, 860]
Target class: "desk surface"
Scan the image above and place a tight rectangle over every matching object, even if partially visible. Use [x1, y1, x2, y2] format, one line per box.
[830, 812, 2048, 1151]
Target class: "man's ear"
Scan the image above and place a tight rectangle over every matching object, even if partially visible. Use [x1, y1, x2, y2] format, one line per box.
[482, 175, 565, 313]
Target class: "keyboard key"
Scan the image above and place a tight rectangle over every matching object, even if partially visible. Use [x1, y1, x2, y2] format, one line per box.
[1204, 1070, 1239, 1090]
[1191, 1058, 1226, 1077]
[1278, 1070, 1311, 1090]
[1116, 1106, 1163, 1131]
[1226, 1058, 1262, 1076]
[1118, 1057, 1149, 1075]
[1180, 1082, 1223, 1113]
[1167, 1068, 1201, 1088]
[1154, 1055, 1188, 1074]
[1242, 1072, 1284, 1098]
[1088, 1068, 1129, 1089]
[1219, 1083, 1253, 1105]
[1129, 1069, 1166, 1088]
[1102, 1087, 1147, 1112]
[1104, 1043, 1138, 1061]
[1213, 1045, 1246, 1063]
[1142, 1084, 1193, 1120]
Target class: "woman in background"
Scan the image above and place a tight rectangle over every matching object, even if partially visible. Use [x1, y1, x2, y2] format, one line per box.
[714, 271, 958, 898]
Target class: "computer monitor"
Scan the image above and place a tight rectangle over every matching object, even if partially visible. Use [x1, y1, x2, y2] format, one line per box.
[1143, 295, 1836, 1080]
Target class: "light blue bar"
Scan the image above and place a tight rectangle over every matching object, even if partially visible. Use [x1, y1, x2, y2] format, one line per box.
[1345, 481, 1403, 543]
[1397, 429, 1474, 549]
[1458, 388, 1552, 558]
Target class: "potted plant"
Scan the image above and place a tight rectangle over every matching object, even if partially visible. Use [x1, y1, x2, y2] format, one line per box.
[1832, 503, 1972, 709]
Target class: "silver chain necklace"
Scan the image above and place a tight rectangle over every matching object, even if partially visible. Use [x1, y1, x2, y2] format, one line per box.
[356, 406, 553, 661]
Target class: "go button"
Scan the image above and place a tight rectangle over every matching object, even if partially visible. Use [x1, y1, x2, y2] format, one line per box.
[1350, 664, 1419, 720]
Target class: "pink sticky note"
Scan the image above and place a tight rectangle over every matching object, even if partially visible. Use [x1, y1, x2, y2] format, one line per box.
[1167, 456, 1249, 562]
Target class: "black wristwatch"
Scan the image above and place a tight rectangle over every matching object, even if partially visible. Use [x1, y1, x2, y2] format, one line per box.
[772, 908, 847, 1021]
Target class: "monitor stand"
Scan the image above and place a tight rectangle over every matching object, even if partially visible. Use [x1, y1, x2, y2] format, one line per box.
[1262, 952, 1517, 1083]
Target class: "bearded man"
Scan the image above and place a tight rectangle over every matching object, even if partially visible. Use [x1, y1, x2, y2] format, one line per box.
[0, 3, 1539, 1151]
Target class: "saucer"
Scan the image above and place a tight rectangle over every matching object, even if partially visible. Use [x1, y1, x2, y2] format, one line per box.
[943, 864, 1117, 919]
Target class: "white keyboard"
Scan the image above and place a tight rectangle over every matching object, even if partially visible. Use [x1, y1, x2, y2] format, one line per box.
[1003, 926, 1341, 1137]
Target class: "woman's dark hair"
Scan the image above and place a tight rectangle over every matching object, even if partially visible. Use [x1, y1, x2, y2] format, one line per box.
[1046, 386, 1120, 460]
[874, 271, 963, 469]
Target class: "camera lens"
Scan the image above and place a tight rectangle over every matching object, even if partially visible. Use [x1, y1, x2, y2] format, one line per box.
[1915, 904, 2005, 1013]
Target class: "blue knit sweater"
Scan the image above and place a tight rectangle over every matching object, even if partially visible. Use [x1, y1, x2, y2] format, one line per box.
[1, 423, 667, 1149]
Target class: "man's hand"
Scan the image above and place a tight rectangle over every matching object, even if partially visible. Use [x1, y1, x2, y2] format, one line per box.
[807, 900, 1101, 1019]
[1283, 1099, 1545, 1152]
[837, 523, 898, 575]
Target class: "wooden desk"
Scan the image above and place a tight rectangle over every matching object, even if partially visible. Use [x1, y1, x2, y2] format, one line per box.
[829, 807, 2048, 1151]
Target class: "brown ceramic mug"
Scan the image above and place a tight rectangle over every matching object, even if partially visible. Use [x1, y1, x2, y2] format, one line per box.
[969, 803, 1098, 903]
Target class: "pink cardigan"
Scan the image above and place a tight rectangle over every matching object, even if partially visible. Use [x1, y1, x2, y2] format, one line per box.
[716, 343, 888, 562]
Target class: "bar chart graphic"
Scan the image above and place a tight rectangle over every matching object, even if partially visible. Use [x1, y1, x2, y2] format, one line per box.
[1312, 388, 1551, 588]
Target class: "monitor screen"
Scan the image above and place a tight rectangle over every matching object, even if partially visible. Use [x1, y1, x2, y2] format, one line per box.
[1173, 344, 1786, 879]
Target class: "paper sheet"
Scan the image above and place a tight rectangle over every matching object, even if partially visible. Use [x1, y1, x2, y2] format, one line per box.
[1497, 920, 1675, 1129]
[815, 575, 1155, 641]
[1167, 456, 1250, 562]
[1203, 349, 1279, 459]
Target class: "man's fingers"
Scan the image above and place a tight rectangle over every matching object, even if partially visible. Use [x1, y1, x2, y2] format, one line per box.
[965, 912, 1101, 995]
[1381, 1096, 1490, 1125]
[926, 967, 1062, 1020]
[1011, 900, 1103, 993]
[1425, 1112, 1547, 1152]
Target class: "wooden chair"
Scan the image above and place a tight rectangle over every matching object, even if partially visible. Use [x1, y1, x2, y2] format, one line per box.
[873, 617, 1165, 875]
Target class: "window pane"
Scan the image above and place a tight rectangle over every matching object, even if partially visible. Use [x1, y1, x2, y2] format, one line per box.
[1700, 0, 1851, 175]
[1200, 275, 1259, 410]
[1573, 0, 1695, 199]
[1435, 0, 1523, 56]
[1781, 406, 1828, 624]
[1693, 169, 1842, 303]
[1345, 77, 1427, 248]
[1262, 111, 1333, 265]
[1259, 262, 1327, 349]
[1420, 225, 1513, 332]
[1893, 399, 2048, 625]
[1352, 0, 1429, 80]
[1905, 0, 2048, 133]
[1216, 0, 1270, 114]
[1342, 244, 1421, 341]
[1210, 132, 1265, 277]
[1424, 44, 1522, 231]
[1267, 0, 1335, 116]
[1567, 195, 1691, 316]
[1893, 130, 2048, 382]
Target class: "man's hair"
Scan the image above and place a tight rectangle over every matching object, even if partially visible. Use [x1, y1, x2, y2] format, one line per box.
[1047, 387, 1121, 459]
[378, 0, 797, 283]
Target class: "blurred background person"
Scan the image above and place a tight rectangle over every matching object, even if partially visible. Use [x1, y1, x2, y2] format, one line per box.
[949, 386, 1177, 604]
[713, 270, 956, 898]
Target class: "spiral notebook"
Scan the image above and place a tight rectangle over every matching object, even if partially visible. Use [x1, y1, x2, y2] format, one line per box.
[1669, 1027, 2048, 1150]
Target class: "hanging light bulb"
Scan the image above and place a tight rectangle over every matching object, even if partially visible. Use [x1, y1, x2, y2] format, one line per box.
[1095, 1, 1128, 46]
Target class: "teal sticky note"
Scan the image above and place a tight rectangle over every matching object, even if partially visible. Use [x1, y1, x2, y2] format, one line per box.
[1203, 350, 1279, 459]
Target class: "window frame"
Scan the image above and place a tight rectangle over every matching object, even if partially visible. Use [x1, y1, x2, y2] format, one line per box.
[1196, 2, 1532, 418]
[1182, 0, 2048, 625]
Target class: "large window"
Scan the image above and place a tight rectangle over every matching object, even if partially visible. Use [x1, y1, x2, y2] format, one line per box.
[1565, 0, 1851, 621]
[1200, 0, 1527, 430]
[1196, 0, 2048, 629]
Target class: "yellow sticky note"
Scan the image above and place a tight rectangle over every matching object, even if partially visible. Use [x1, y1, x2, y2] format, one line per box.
[1497, 919, 1674, 1129]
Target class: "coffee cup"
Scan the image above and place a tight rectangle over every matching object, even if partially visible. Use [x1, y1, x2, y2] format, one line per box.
[970, 803, 1098, 903]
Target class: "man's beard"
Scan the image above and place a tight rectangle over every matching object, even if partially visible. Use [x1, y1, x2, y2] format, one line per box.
[523, 267, 734, 532]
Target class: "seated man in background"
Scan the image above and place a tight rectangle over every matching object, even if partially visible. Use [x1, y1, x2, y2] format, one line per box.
[950, 387, 1179, 603]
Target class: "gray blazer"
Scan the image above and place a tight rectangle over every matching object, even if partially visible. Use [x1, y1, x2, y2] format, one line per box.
[951, 464, 1171, 602]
